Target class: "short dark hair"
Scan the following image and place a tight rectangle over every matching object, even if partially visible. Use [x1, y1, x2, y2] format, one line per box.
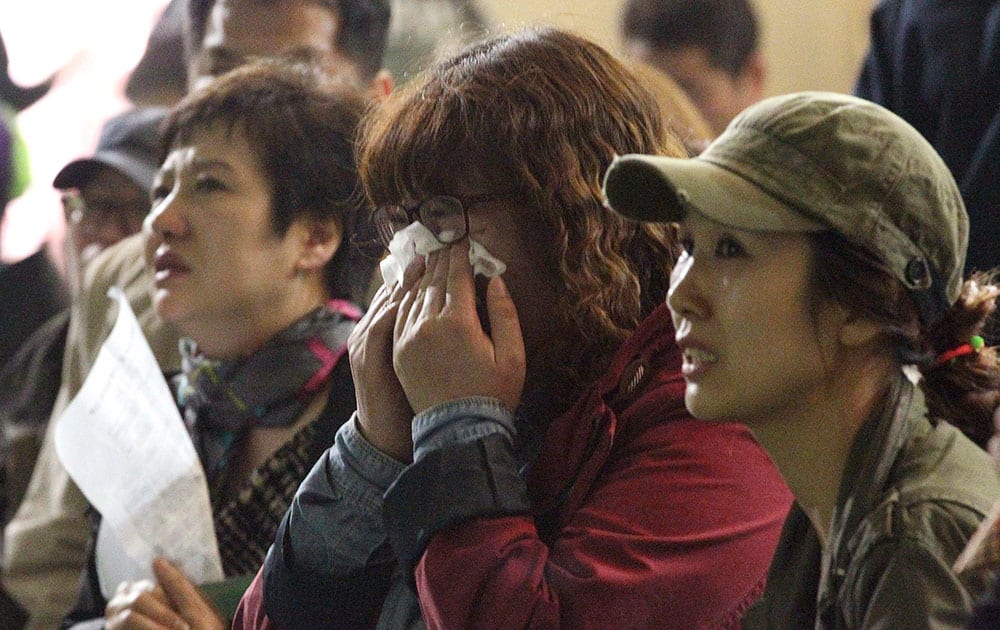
[621, 0, 759, 76]
[161, 60, 369, 300]
[185, 0, 391, 80]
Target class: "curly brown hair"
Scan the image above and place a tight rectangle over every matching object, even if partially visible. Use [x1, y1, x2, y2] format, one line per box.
[357, 27, 685, 393]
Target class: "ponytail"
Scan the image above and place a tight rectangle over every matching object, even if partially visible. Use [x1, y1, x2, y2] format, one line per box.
[920, 273, 1000, 447]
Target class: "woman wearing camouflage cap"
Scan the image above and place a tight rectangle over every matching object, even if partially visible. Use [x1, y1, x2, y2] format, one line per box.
[604, 91, 1000, 627]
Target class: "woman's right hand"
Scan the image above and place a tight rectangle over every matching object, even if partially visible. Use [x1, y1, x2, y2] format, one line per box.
[348, 265, 423, 463]
[105, 558, 225, 630]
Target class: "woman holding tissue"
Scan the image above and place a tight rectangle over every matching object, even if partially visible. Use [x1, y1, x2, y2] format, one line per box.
[61, 61, 369, 628]
[236, 28, 792, 629]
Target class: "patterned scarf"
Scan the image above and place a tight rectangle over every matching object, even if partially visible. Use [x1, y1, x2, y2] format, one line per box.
[177, 300, 360, 505]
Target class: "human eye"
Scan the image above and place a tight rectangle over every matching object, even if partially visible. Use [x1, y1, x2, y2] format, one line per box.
[420, 197, 465, 242]
[715, 236, 746, 258]
[194, 174, 228, 193]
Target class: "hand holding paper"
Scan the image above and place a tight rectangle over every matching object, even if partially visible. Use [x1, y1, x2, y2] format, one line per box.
[54, 288, 223, 598]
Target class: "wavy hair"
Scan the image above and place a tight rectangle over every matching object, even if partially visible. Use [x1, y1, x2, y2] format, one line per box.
[357, 28, 685, 391]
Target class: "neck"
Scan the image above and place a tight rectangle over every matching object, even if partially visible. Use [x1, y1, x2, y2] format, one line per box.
[749, 352, 895, 546]
[190, 283, 328, 360]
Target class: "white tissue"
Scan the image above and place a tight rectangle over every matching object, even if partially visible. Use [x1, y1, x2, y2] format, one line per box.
[379, 221, 507, 287]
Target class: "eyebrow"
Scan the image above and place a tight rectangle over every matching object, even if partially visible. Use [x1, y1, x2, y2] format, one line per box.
[190, 158, 235, 172]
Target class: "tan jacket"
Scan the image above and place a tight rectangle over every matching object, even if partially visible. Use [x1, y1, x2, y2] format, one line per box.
[744, 372, 1000, 629]
[2, 234, 180, 629]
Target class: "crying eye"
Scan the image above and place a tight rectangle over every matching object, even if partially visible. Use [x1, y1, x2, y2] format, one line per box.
[715, 237, 745, 258]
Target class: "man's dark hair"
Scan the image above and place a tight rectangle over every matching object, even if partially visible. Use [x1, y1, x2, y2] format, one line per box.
[621, 0, 758, 77]
[186, 0, 391, 80]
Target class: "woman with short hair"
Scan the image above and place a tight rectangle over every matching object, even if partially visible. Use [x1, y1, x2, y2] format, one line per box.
[63, 60, 370, 629]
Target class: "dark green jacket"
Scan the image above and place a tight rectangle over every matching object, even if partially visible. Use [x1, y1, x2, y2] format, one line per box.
[744, 371, 999, 628]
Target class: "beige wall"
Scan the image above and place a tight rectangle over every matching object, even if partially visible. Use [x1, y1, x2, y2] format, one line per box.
[476, 0, 876, 96]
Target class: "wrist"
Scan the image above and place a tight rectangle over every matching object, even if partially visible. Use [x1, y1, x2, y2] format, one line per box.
[355, 413, 413, 463]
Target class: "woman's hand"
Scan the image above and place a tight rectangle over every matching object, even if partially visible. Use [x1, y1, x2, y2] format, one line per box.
[105, 558, 225, 630]
[393, 243, 525, 415]
[349, 266, 421, 463]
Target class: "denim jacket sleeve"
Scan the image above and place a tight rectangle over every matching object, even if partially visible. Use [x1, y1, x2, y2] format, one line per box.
[261, 413, 405, 628]
[383, 397, 531, 573]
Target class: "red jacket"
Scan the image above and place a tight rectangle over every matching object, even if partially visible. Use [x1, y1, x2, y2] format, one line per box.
[236, 304, 792, 628]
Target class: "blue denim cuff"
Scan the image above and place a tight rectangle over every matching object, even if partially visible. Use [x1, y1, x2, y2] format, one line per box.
[286, 414, 406, 575]
[411, 396, 516, 461]
[337, 413, 409, 505]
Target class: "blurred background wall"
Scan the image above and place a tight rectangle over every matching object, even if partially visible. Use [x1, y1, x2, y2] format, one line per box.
[480, 0, 875, 96]
[1, 0, 877, 263]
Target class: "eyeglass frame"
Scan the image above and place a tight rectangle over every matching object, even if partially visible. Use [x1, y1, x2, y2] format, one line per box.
[60, 189, 147, 237]
[371, 192, 515, 248]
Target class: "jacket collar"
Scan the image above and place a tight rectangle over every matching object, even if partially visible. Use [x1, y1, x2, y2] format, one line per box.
[817, 368, 925, 615]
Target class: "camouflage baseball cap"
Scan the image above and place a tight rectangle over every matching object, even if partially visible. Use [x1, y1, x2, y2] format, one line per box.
[602, 91, 968, 326]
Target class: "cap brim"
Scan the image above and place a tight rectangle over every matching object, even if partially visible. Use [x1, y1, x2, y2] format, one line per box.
[52, 159, 101, 190]
[603, 154, 826, 233]
[53, 154, 158, 192]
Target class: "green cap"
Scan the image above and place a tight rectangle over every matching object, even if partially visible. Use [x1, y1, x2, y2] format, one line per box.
[602, 91, 968, 326]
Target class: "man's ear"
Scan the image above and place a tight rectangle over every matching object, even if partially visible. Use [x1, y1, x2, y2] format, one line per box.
[369, 69, 393, 102]
[293, 218, 342, 273]
[736, 51, 766, 104]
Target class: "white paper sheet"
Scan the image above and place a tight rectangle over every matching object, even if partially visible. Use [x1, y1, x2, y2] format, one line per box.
[54, 287, 223, 597]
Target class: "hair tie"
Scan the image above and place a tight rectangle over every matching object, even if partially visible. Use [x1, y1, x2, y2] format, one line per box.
[933, 335, 986, 368]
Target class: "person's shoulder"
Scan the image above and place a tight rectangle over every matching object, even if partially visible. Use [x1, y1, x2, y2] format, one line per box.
[893, 419, 1000, 515]
[852, 425, 999, 566]
[79, 232, 148, 297]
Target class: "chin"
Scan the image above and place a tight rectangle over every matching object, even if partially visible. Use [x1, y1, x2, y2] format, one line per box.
[684, 386, 725, 422]
[152, 290, 190, 327]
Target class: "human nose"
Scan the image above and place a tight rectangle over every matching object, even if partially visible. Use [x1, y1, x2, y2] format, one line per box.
[666, 253, 709, 323]
[147, 189, 186, 240]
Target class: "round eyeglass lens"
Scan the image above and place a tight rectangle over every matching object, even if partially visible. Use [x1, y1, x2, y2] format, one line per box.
[420, 196, 466, 243]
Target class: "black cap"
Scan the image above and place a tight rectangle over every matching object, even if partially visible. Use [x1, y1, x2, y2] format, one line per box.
[53, 107, 166, 192]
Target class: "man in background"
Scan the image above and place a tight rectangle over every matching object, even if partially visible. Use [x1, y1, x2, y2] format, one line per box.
[620, 0, 766, 136]
[0, 106, 164, 530]
[855, 0, 1000, 281]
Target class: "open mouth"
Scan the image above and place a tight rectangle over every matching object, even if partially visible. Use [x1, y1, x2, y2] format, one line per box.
[153, 249, 191, 282]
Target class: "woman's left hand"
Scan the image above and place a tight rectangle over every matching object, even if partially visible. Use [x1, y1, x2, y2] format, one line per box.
[105, 558, 225, 630]
[393, 242, 526, 415]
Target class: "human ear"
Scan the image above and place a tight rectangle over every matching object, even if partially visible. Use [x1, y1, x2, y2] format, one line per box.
[293, 218, 342, 273]
[736, 51, 766, 104]
[369, 70, 393, 102]
[837, 310, 884, 349]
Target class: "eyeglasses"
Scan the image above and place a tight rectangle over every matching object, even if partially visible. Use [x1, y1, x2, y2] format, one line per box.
[60, 190, 146, 237]
[371, 193, 510, 248]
